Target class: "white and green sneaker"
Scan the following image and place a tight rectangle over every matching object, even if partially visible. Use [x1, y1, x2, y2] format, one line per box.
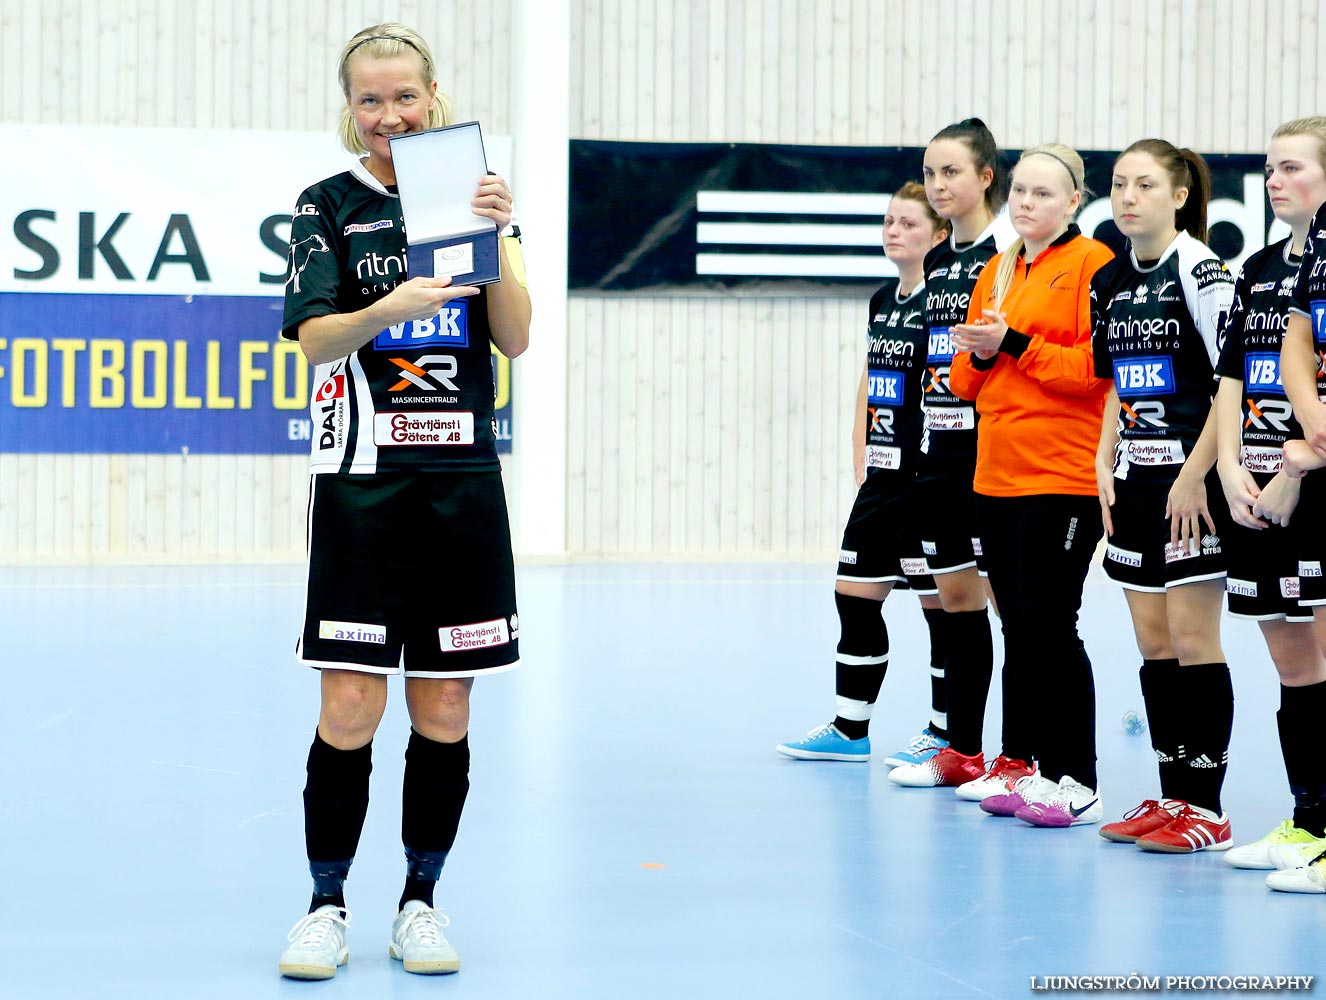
[279, 904, 350, 980]
[390, 900, 461, 974]
[1225, 820, 1326, 870]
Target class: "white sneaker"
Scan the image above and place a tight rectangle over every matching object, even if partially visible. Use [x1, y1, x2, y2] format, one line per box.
[1014, 775, 1103, 828]
[1267, 842, 1326, 870]
[1265, 851, 1326, 893]
[1225, 820, 1326, 870]
[279, 904, 350, 980]
[390, 900, 461, 974]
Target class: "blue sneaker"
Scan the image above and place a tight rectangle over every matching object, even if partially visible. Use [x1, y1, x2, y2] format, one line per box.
[882, 727, 949, 769]
[776, 723, 870, 761]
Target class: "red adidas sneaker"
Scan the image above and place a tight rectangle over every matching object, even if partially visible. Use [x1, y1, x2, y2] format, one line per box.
[1135, 805, 1232, 853]
[1098, 799, 1184, 843]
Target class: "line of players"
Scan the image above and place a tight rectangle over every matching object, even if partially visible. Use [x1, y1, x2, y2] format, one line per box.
[777, 116, 1326, 895]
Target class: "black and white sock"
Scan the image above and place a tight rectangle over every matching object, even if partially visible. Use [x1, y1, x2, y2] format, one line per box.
[831, 593, 888, 740]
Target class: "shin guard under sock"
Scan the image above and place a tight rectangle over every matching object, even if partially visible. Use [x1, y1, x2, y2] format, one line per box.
[400, 729, 470, 909]
[942, 608, 994, 756]
[922, 607, 949, 739]
[304, 732, 373, 911]
[1279, 680, 1326, 836]
[831, 592, 888, 740]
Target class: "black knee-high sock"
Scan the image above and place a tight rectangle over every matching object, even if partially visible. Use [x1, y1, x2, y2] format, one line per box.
[1172, 663, 1234, 814]
[1139, 658, 1182, 799]
[942, 608, 993, 756]
[1279, 680, 1326, 836]
[921, 607, 949, 739]
[831, 592, 888, 740]
[400, 730, 470, 910]
[304, 732, 373, 911]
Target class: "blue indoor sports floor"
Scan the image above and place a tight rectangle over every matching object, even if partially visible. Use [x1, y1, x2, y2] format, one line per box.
[1, 561, 1320, 999]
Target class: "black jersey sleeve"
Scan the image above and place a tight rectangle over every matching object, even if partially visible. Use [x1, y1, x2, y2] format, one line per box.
[1089, 265, 1114, 380]
[1292, 204, 1326, 317]
[1214, 264, 1252, 380]
[281, 188, 342, 341]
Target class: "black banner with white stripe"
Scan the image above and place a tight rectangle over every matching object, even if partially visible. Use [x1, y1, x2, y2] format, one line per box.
[568, 140, 1271, 294]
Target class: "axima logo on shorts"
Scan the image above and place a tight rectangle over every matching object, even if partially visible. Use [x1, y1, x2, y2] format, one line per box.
[373, 302, 470, 350]
[319, 620, 387, 644]
[440, 618, 511, 652]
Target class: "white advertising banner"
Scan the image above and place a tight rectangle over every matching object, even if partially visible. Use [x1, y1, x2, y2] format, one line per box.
[0, 124, 514, 297]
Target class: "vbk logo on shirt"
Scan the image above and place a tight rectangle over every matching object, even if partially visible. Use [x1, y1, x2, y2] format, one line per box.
[867, 368, 905, 407]
[927, 328, 955, 362]
[1245, 353, 1283, 389]
[1113, 356, 1175, 397]
[1313, 301, 1326, 345]
[372, 302, 470, 350]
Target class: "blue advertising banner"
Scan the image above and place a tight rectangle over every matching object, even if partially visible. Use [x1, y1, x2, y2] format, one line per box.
[0, 293, 514, 455]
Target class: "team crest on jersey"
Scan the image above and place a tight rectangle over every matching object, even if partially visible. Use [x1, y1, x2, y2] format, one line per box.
[373, 303, 470, 350]
[287, 234, 330, 294]
[1156, 279, 1179, 302]
[965, 260, 986, 280]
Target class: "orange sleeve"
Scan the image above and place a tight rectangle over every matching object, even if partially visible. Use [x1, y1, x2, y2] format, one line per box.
[949, 256, 1000, 401]
[1013, 243, 1115, 398]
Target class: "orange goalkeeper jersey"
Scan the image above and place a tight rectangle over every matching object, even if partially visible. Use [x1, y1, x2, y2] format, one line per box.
[948, 228, 1114, 497]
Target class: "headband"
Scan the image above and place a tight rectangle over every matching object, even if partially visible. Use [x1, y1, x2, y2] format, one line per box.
[344, 33, 428, 64]
[1024, 149, 1080, 191]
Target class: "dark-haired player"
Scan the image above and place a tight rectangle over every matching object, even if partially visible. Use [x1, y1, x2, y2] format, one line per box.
[1093, 139, 1236, 854]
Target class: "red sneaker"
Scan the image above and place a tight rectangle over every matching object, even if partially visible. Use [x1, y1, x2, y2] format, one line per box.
[1135, 805, 1233, 854]
[1098, 799, 1184, 843]
[887, 747, 985, 787]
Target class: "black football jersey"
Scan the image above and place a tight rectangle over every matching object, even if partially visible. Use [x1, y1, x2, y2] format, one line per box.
[919, 215, 1016, 462]
[1214, 238, 1303, 474]
[1091, 231, 1235, 482]
[1291, 202, 1326, 384]
[863, 277, 928, 478]
[281, 163, 501, 474]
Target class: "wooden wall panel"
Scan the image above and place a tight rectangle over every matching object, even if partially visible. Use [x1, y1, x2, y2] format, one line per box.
[562, 0, 1326, 557]
[2, 0, 1323, 561]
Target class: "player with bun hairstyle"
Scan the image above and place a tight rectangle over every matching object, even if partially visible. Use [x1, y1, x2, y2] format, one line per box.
[777, 182, 953, 766]
[890, 118, 1017, 791]
[276, 23, 531, 979]
[1092, 139, 1237, 854]
[948, 143, 1115, 825]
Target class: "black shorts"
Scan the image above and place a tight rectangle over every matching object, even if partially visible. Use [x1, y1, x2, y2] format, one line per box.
[297, 471, 519, 677]
[837, 474, 937, 594]
[1225, 508, 1312, 623]
[914, 461, 985, 576]
[1102, 472, 1230, 592]
[1295, 471, 1326, 607]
